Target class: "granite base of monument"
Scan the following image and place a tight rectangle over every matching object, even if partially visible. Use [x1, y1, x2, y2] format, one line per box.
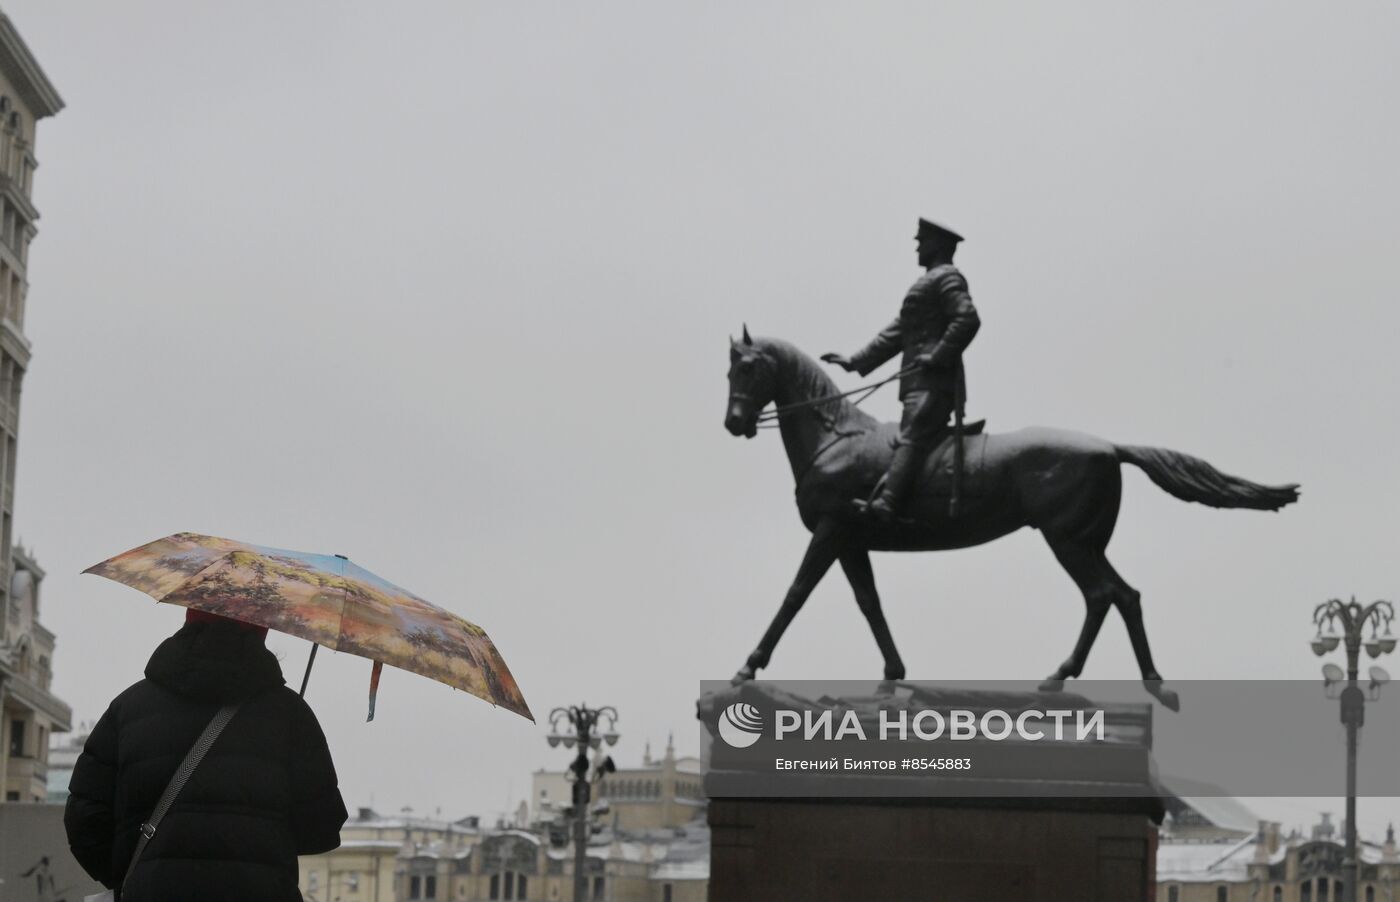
[699, 682, 1165, 902]
[708, 796, 1160, 902]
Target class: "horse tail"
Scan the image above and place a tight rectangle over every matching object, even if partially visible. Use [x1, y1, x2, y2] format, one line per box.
[1114, 444, 1300, 511]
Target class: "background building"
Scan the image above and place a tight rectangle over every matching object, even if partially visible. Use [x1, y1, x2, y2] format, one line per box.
[299, 807, 484, 902]
[2, 544, 70, 802]
[0, 11, 91, 898]
[531, 736, 704, 834]
[302, 742, 710, 902]
[0, 7, 60, 630]
[1158, 812, 1400, 902]
[0, 6, 68, 804]
[301, 811, 709, 902]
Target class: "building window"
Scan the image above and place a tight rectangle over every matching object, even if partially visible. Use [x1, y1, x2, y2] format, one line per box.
[1319, 877, 1329, 902]
[410, 875, 421, 899]
[1274, 888, 1282, 902]
[9, 719, 24, 756]
[1366, 886, 1375, 902]
[308, 872, 319, 893]
[347, 872, 359, 890]
[664, 884, 673, 902]
[1303, 881, 1313, 902]
[426, 875, 437, 898]
[592, 875, 605, 900]
[3, 791, 16, 801]
[483, 871, 531, 900]
[1217, 886, 1227, 902]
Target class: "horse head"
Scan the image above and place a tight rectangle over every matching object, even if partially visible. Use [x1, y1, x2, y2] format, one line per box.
[725, 325, 774, 439]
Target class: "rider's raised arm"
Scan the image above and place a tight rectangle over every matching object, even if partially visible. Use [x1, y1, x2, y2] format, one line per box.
[848, 317, 903, 377]
[925, 268, 980, 368]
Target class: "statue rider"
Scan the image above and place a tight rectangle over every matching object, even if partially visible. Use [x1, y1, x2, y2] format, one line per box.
[822, 218, 980, 521]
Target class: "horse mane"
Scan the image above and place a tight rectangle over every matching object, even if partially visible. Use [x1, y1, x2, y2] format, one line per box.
[757, 336, 880, 431]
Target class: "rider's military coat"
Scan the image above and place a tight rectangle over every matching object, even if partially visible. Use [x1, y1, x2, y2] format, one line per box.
[848, 263, 980, 400]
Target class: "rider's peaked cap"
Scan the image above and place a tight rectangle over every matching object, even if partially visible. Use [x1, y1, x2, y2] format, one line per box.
[916, 218, 964, 244]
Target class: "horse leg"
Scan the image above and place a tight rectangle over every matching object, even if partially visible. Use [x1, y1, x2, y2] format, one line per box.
[839, 550, 905, 681]
[1105, 564, 1179, 711]
[1038, 540, 1113, 692]
[1038, 540, 1179, 711]
[733, 518, 842, 684]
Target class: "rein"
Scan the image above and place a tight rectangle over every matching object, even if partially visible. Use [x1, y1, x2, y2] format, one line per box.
[754, 366, 917, 429]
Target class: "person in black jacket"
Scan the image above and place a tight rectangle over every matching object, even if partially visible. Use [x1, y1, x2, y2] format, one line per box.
[64, 609, 349, 901]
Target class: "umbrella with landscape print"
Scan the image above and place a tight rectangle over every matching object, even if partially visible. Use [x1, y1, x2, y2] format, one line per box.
[83, 532, 532, 722]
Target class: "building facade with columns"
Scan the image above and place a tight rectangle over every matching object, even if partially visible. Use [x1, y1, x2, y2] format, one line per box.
[394, 821, 708, 902]
[2, 545, 70, 802]
[0, 7, 70, 808]
[1157, 814, 1400, 902]
[531, 736, 704, 835]
[0, 8, 61, 622]
[299, 807, 708, 902]
[301, 738, 710, 902]
[298, 808, 485, 902]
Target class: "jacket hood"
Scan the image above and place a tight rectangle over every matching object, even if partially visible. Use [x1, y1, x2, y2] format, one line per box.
[146, 621, 286, 704]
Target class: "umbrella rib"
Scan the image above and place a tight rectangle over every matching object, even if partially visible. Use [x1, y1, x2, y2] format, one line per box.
[336, 554, 350, 654]
[148, 551, 237, 604]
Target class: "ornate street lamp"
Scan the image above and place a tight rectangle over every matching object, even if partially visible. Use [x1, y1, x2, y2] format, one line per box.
[547, 704, 619, 902]
[1311, 597, 1395, 902]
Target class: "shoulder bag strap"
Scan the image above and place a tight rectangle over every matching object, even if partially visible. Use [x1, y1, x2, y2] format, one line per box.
[119, 704, 240, 895]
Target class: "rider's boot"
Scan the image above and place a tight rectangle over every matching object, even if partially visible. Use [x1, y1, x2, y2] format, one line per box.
[859, 443, 922, 522]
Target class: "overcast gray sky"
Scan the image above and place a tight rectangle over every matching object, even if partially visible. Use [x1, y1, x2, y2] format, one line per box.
[6, 2, 1398, 834]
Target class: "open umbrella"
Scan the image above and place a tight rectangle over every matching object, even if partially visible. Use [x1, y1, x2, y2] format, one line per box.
[84, 532, 532, 722]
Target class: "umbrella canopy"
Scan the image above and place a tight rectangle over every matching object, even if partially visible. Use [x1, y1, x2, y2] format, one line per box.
[84, 532, 532, 721]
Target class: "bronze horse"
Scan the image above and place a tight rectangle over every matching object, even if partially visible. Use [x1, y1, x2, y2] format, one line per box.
[723, 330, 1299, 709]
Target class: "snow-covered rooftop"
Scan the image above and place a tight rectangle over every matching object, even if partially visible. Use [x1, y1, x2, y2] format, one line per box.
[1158, 838, 1388, 883]
[651, 859, 709, 881]
[335, 840, 405, 852]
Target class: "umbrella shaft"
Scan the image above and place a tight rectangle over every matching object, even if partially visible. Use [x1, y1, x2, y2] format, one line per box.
[299, 644, 320, 697]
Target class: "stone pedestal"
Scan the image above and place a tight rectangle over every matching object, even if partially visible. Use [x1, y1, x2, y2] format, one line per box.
[708, 796, 1159, 902]
[699, 682, 1164, 902]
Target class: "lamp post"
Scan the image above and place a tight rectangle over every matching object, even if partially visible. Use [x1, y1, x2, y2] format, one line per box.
[547, 704, 619, 902]
[1311, 597, 1396, 902]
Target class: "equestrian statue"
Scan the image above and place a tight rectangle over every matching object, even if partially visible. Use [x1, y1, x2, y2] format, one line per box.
[723, 218, 1299, 710]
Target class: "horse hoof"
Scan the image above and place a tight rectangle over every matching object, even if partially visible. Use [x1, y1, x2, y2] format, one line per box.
[1144, 681, 1181, 712]
[731, 667, 755, 686]
[1038, 677, 1066, 693]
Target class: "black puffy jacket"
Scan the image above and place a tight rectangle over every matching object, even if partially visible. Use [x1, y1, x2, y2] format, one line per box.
[64, 621, 349, 901]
